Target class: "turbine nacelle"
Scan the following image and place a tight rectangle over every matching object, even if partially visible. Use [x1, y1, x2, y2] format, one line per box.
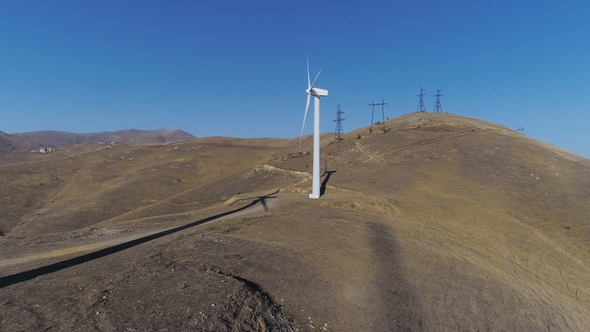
[306, 87, 328, 97]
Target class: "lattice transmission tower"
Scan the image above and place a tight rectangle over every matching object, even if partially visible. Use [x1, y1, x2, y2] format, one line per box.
[333, 105, 345, 146]
[433, 89, 443, 112]
[416, 88, 426, 112]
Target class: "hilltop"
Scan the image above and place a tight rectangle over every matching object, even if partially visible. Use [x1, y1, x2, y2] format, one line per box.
[0, 113, 589, 331]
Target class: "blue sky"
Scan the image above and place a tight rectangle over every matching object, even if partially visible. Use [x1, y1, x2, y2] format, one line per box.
[1, 1, 589, 157]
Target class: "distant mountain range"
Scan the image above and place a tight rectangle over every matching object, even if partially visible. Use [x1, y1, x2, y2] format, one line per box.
[0, 131, 42, 151]
[0, 129, 196, 151]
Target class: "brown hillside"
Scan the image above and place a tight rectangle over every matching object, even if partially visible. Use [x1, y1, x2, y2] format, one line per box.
[1, 113, 589, 331]
[0, 131, 43, 152]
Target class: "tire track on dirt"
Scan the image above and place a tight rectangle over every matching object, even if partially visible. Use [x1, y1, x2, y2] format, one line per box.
[354, 129, 480, 164]
[380, 128, 481, 159]
[354, 141, 385, 164]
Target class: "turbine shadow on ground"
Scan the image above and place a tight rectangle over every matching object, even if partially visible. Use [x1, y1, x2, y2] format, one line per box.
[0, 191, 278, 289]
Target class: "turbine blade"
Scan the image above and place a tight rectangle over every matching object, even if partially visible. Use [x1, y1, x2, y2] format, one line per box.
[307, 56, 311, 89]
[299, 94, 311, 147]
[310, 70, 322, 89]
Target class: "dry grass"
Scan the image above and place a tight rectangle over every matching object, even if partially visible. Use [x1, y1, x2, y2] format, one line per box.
[1, 113, 589, 331]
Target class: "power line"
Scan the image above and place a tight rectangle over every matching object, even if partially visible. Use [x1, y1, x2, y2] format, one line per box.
[433, 89, 443, 113]
[416, 88, 426, 112]
[333, 104, 345, 146]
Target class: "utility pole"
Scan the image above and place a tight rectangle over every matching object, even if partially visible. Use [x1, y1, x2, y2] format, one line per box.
[433, 89, 443, 113]
[369, 100, 388, 133]
[416, 88, 426, 112]
[379, 99, 388, 132]
[517, 127, 525, 135]
[369, 100, 375, 133]
[333, 105, 345, 146]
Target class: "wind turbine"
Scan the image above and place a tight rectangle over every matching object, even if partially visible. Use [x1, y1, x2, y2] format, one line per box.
[299, 57, 328, 199]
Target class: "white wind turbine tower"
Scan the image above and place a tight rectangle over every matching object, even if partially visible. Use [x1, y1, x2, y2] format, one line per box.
[299, 57, 328, 199]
